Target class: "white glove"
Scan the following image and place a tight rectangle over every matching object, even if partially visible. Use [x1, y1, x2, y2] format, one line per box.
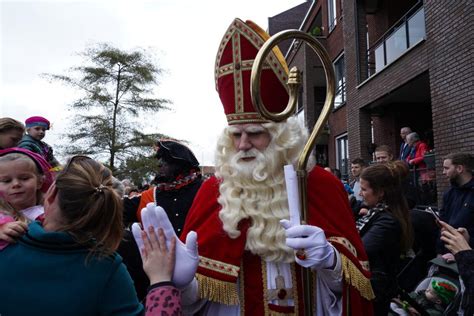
[132, 203, 199, 288]
[280, 219, 335, 269]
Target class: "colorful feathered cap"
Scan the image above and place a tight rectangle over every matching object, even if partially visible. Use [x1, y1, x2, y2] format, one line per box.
[214, 18, 290, 125]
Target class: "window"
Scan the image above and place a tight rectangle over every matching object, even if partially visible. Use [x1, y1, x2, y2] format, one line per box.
[328, 0, 337, 32]
[334, 54, 346, 108]
[336, 134, 349, 180]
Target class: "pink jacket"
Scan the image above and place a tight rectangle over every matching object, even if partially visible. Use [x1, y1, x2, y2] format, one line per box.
[0, 214, 15, 250]
[145, 282, 181, 315]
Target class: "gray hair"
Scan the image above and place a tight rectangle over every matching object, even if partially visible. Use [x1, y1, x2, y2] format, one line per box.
[407, 132, 420, 143]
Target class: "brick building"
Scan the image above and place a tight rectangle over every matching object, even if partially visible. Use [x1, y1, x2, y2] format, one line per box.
[269, 0, 473, 205]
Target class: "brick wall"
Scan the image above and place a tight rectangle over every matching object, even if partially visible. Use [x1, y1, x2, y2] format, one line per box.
[279, 1, 473, 207]
[425, 0, 474, 201]
[372, 115, 397, 157]
[328, 106, 348, 167]
[343, 1, 432, 163]
[343, 0, 373, 164]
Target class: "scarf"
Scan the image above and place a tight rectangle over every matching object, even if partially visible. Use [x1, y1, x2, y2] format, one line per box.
[355, 202, 389, 232]
[154, 170, 201, 192]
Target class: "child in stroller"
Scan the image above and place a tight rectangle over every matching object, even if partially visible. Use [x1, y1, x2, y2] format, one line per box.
[390, 277, 458, 315]
[389, 258, 460, 316]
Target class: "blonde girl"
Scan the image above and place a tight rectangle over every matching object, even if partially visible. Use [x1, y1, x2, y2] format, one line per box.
[0, 148, 53, 246]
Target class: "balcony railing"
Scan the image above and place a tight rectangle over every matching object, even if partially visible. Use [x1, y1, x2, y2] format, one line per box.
[367, 3, 426, 78]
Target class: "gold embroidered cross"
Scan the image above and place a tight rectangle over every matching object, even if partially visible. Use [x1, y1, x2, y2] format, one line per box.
[267, 275, 294, 306]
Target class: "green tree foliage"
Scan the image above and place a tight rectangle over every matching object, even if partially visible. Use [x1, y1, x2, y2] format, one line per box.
[45, 43, 171, 179]
[118, 154, 159, 186]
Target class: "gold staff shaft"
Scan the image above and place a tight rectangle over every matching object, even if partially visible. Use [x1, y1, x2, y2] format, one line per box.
[251, 30, 336, 316]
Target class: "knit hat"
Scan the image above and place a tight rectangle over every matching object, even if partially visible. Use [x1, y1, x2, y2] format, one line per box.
[430, 278, 457, 305]
[155, 140, 199, 168]
[25, 116, 50, 130]
[214, 18, 289, 125]
[0, 147, 54, 193]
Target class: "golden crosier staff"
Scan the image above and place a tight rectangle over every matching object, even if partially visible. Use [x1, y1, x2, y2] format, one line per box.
[250, 30, 336, 316]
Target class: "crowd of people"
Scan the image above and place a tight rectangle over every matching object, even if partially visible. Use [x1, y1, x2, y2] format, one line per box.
[0, 18, 473, 316]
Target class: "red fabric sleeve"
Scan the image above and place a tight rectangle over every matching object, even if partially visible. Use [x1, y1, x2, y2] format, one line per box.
[411, 142, 429, 165]
[180, 177, 248, 283]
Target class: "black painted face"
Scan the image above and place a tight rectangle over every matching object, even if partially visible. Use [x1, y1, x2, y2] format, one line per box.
[155, 158, 181, 182]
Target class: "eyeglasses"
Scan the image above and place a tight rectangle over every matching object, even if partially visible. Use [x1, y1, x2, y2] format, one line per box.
[63, 155, 92, 173]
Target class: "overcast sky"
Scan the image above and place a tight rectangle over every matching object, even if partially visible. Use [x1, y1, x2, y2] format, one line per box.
[0, 0, 305, 166]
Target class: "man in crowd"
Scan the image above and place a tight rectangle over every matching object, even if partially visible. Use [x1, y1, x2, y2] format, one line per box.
[437, 152, 474, 256]
[399, 127, 413, 161]
[178, 18, 374, 315]
[349, 158, 366, 216]
[350, 158, 366, 202]
[374, 144, 394, 163]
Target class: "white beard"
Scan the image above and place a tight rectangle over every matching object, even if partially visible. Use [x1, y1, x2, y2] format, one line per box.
[217, 145, 294, 262]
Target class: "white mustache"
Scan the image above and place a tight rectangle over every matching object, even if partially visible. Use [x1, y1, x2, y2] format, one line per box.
[234, 149, 261, 159]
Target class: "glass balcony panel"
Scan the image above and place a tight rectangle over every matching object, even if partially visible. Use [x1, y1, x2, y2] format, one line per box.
[385, 25, 407, 65]
[408, 8, 426, 47]
[375, 43, 384, 72]
[365, 4, 425, 79]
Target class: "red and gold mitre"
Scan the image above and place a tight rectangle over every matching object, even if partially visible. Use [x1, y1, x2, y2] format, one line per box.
[215, 18, 290, 125]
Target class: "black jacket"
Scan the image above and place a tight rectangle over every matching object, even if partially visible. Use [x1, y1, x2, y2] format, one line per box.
[123, 177, 203, 236]
[359, 210, 402, 314]
[437, 178, 474, 253]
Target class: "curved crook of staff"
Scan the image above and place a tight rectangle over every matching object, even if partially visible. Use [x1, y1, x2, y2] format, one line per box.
[250, 30, 335, 315]
[251, 29, 335, 222]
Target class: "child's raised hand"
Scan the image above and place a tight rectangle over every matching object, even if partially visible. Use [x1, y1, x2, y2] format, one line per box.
[0, 221, 28, 243]
[141, 226, 176, 285]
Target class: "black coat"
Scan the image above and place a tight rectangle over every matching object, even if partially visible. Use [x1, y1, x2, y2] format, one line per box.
[438, 178, 474, 254]
[123, 178, 203, 236]
[359, 210, 402, 315]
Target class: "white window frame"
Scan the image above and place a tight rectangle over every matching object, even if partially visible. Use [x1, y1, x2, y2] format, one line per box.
[333, 53, 346, 109]
[328, 0, 337, 32]
[335, 133, 349, 180]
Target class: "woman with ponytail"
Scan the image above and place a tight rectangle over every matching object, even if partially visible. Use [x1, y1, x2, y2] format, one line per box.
[356, 160, 413, 315]
[0, 156, 145, 315]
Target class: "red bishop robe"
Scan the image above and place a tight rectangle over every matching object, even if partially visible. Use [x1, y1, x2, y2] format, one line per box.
[180, 166, 374, 315]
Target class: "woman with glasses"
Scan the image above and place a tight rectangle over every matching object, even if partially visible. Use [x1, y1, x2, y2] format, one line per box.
[0, 156, 181, 315]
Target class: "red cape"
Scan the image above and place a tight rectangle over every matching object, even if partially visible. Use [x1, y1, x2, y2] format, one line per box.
[181, 166, 374, 315]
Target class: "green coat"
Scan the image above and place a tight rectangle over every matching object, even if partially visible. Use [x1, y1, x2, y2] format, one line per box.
[0, 221, 144, 316]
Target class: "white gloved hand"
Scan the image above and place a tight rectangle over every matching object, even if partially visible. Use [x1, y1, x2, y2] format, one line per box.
[280, 219, 335, 270]
[132, 203, 199, 288]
